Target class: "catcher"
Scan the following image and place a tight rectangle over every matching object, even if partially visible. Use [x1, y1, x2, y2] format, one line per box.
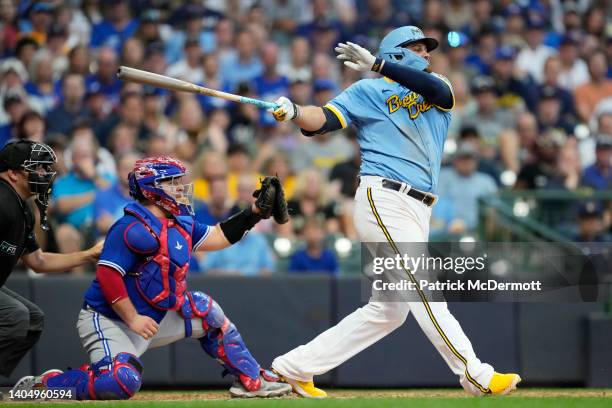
[13, 156, 291, 399]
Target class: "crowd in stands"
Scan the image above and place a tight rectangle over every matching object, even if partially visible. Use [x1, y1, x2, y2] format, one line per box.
[0, 0, 610, 275]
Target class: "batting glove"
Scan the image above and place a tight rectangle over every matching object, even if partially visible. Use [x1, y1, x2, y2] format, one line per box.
[269, 96, 298, 122]
[335, 42, 378, 72]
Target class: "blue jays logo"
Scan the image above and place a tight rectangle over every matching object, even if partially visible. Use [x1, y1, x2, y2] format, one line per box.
[386, 92, 433, 120]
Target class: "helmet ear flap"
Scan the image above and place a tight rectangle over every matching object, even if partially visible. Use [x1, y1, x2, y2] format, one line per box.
[128, 172, 145, 200]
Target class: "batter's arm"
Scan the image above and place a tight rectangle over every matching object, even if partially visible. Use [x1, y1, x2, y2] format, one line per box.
[270, 98, 343, 136]
[293, 105, 327, 131]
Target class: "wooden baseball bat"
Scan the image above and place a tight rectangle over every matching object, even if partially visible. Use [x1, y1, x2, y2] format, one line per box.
[116, 66, 280, 110]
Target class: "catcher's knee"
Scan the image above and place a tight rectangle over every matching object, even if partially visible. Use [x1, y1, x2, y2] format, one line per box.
[93, 353, 143, 400]
[180, 291, 227, 337]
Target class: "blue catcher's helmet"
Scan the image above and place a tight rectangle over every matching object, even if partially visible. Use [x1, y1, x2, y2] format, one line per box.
[128, 156, 194, 216]
[378, 26, 438, 71]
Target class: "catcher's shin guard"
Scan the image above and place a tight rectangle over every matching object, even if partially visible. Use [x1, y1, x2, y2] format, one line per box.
[46, 353, 143, 400]
[182, 292, 261, 390]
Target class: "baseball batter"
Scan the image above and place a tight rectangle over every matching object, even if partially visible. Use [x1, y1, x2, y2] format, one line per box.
[268, 26, 521, 397]
[13, 157, 291, 399]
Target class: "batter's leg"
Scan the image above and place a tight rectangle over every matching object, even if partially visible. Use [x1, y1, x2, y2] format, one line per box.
[363, 185, 494, 395]
[272, 186, 413, 382]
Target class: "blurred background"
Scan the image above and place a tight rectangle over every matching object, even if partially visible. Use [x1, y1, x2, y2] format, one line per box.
[0, 0, 611, 390]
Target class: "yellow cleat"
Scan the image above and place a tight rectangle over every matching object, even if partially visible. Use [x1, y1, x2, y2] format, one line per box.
[271, 370, 327, 398]
[286, 379, 327, 398]
[488, 372, 521, 395]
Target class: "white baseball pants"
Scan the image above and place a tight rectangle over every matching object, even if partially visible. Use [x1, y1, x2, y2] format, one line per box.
[272, 176, 494, 395]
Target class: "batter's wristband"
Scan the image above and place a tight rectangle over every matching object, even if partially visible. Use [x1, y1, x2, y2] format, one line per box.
[219, 207, 262, 244]
[291, 103, 300, 120]
[371, 58, 385, 73]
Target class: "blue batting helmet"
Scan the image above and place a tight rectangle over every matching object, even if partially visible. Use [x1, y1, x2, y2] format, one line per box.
[128, 156, 194, 216]
[378, 26, 438, 70]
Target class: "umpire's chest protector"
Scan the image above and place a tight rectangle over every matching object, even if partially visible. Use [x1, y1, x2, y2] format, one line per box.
[123, 203, 193, 311]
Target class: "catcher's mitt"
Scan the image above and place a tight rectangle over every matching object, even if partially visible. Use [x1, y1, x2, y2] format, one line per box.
[269, 176, 289, 224]
[253, 176, 277, 219]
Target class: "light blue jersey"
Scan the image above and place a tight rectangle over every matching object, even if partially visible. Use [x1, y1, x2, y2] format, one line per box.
[326, 74, 454, 193]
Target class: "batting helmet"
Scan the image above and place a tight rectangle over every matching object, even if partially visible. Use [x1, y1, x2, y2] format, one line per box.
[128, 156, 194, 216]
[378, 26, 438, 71]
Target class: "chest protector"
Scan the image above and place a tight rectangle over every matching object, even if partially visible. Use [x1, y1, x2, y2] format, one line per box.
[123, 203, 194, 310]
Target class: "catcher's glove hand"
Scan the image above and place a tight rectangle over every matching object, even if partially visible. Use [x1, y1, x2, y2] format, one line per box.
[253, 176, 276, 219]
[269, 176, 289, 224]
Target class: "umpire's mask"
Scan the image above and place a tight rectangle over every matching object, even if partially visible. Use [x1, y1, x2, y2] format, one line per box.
[0, 140, 58, 229]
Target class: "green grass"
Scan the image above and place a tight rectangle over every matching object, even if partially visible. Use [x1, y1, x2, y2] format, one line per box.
[3, 389, 611, 407]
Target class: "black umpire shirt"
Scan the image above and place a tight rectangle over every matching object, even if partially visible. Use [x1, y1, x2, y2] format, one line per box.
[0, 179, 39, 288]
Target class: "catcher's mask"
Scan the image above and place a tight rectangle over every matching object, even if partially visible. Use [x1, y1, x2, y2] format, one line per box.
[128, 156, 194, 216]
[0, 140, 57, 230]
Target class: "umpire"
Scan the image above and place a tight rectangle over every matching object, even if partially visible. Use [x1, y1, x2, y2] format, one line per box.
[0, 140, 102, 378]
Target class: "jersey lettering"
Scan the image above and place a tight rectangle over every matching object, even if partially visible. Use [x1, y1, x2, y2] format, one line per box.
[386, 92, 434, 120]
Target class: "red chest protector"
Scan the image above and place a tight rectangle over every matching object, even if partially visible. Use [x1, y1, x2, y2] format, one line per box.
[124, 203, 194, 311]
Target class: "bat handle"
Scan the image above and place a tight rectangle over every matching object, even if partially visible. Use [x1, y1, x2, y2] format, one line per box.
[239, 96, 280, 111]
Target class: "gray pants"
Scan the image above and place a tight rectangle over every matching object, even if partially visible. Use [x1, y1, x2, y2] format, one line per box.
[77, 307, 208, 364]
[0, 286, 44, 377]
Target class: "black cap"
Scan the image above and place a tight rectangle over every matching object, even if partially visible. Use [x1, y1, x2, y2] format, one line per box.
[47, 25, 67, 39]
[145, 42, 165, 57]
[455, 143, 479, 158]
[3, 90, 23, 109]
[141, 9, 161, 23]
[471, 76, 495, 94]
[560, 32, 580, 47]
[0, 140, 36, 172]
[184, 35, 200, 48]
[596, 134, 612, 149]
[539, 85, 559, 101]
[578, 201, 603, 218]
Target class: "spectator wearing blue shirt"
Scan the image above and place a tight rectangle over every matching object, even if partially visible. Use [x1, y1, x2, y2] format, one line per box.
[165, 4, 217, 64]
[24, 49, 58, 114]
[46, 73, 89, 136]
[194, 176, 233, 225]
[438, 144, 498, 232]
[200, 232, 275, 276]
[289, 218, 339, 275]
[581, 136, 612, 191]
[93, 152, 140, 236]
[52, 137, 112, 262]
[219, 29, 262, 90]
[0, 92, 26, 147]
[85, 47, 122, 112]
[89, 0, 139, 52]
[196, 53, 231, 113]
[254, 42, 289, 127]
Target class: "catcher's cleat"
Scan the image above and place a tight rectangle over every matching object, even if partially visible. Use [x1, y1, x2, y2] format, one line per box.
[488, 372, 521, 395]
[12, 369, 64, 396]
[229, 370, 292, 398]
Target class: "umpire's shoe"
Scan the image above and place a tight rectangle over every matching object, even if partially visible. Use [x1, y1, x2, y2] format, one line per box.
[11, 369, 64, 397]
[229, 369, 292, 398]
[488, 372, 521, 395]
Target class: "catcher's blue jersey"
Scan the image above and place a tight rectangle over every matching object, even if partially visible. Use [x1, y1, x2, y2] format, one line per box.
[84, 206, 211, 322]
[326, 74, 453, 193]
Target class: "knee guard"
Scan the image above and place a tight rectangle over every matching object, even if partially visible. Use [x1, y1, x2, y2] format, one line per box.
[46, 353, 143, 400]
[182, 291, 261, 390]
